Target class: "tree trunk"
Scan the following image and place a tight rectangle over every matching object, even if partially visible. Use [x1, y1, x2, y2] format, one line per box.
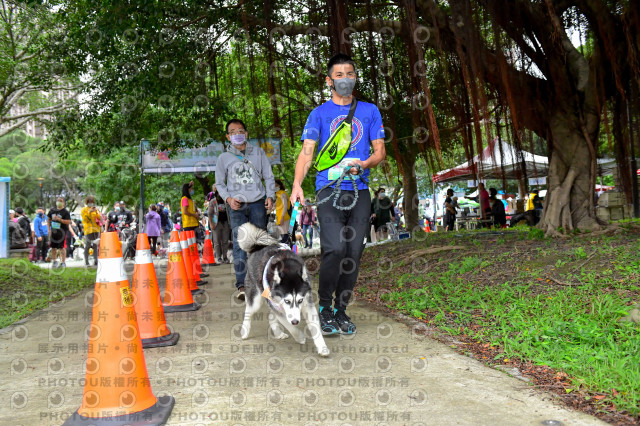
[540, 112, 600, 235]
[399, 153, 419, 231]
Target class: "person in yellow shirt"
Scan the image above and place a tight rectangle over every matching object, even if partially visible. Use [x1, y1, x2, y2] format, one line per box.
[181, 181, 199, 231]
[81, 195, 101, 266]
[274, 179, 291, 243]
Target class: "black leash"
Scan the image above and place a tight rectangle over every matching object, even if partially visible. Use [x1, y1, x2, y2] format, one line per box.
[316, 164, 367, 211]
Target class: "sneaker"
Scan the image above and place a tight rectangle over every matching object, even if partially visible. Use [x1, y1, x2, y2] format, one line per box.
[60, 262, 66, 269]
[319, 306, 340, 336]
[236, 286, 245, 301]
[334, 309, 357, 334]
[51, 260, 59, 269]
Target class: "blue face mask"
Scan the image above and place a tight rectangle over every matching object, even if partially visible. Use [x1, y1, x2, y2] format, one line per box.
[189, 189, 195, 196]
[38, 212, 44, 217]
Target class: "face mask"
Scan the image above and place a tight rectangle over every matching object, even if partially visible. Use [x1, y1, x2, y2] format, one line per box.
[38, 212, 43, 217]
[379, 193, 385, 198]
[115, 207, 121, 211]
[87, 203, 95, 207]
[189, 189, 195, 196]
[230, 133, 246, 145]
[56, 202, 63, 209]
[331, 77, 356, 97]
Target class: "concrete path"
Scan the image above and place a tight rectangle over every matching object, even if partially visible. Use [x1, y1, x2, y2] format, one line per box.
[0, 260, 606, 425]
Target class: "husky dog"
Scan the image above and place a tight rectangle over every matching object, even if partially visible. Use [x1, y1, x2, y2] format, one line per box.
[237, 222, 330, 357]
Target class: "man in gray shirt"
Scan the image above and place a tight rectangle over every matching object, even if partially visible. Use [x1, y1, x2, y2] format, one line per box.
[215, 118, 275, 301]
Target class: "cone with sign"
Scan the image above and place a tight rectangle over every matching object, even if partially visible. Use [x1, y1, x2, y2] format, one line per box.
[201, 230, 216, 266]
[163, 231, 201, 312]
[131, 233, 179, 348]
[63, 231, 174, 426]
[424, 223, 431, 233]
[188, 230, 208, 283]
[179, 231, 204, 295]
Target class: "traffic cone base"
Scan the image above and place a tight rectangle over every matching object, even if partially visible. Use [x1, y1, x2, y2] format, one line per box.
[63, 395, 175, 426]
[164, 301, 201, 313]
[141, 332, 181, 349]
[200, 273, 209, 278]
[196, 280, 208, 286]
[191, 288, 205, 295]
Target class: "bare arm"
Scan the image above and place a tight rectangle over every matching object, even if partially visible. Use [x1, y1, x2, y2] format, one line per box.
[290, 139, 317, 205]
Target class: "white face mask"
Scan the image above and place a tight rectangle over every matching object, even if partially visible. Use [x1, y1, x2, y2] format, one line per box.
[230, 133, 246, 145]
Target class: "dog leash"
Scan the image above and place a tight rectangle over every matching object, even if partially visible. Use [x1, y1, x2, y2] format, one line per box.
[316, 164, 367, 211]
[287, 201, 300, 247]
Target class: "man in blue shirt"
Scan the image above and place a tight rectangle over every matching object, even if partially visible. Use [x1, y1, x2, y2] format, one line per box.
[290, 53, 386, 335]
[33, 207, 49, 262]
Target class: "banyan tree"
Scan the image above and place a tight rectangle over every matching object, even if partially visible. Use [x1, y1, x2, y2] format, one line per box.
[54, 0, 640, 236]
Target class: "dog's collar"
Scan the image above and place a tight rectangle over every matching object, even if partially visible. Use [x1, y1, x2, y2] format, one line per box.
[261, 245, 291, 313]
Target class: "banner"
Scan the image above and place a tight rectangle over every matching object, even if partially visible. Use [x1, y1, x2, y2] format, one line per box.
[141, 139, 281, 174]
[528, 176, 546, 186]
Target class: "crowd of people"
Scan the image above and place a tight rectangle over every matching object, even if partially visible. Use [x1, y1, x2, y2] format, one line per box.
[441, 183, 544, 231]
[8, 53, 387, 337]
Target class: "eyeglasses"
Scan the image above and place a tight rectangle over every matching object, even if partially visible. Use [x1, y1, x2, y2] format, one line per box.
[228, 129, 246, 135]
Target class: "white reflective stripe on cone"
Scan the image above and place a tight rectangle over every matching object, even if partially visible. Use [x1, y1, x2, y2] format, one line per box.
[169, 242, 182, 253]
[179, 239, 188, 249]
[188, 237, 195, 245]
[135, 249, 152, 264]
[96, 257, 128, 282]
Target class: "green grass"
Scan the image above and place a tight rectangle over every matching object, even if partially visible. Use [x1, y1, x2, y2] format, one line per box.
[0, 259, 96, 328]
[370, 231, 640, 416]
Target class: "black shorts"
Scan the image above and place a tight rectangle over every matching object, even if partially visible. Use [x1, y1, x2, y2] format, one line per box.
[50, 230, 67, 249]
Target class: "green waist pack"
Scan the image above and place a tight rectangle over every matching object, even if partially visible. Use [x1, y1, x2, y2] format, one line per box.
[313, 98, 358, 172]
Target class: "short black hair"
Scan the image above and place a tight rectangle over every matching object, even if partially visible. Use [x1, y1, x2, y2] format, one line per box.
[225, 118, 247, 134]
[489, 188, 497, 197]
[274, 179, 285, 190]
[328, 53, 356, 76]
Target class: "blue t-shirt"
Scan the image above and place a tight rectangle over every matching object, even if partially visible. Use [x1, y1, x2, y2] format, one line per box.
[301, 99, 385, 191]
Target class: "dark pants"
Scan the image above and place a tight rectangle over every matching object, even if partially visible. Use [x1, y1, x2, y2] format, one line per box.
[212, 220, 231, 262]
[36, 235, 49, 260]
[302, 224, 312, 247]
[317, 188, 371, 311]
[84, 232, 99, 265]
[445, 212, 456, 231]
[148, 236, 158, 254]
[228, 200, 267, 289]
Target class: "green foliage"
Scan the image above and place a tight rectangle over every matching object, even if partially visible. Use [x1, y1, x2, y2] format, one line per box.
[372, 231, 640, 416]
[0, 259, 95, 328]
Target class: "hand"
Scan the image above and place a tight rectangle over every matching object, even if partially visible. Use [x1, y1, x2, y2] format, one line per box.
[227, 197, 242, 210]
[265, 197, 273, 211]
[290, 184, 304, 207]
[372, 214, 376, 219]
[37, 237, 42, 241]
[347, 159, 365, 175]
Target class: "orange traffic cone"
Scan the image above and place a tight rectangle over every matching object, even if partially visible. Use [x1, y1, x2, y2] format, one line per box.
[131, 233, 179, 348]
[425, 223, 431, 233]
[63, 232, 174, 425]
[188, 230, 208, 283]
[201, 230, 216, 266]
[163, 231, 201, 312]
[189, 230, 208, 278]
[179, 231, 204, 295]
